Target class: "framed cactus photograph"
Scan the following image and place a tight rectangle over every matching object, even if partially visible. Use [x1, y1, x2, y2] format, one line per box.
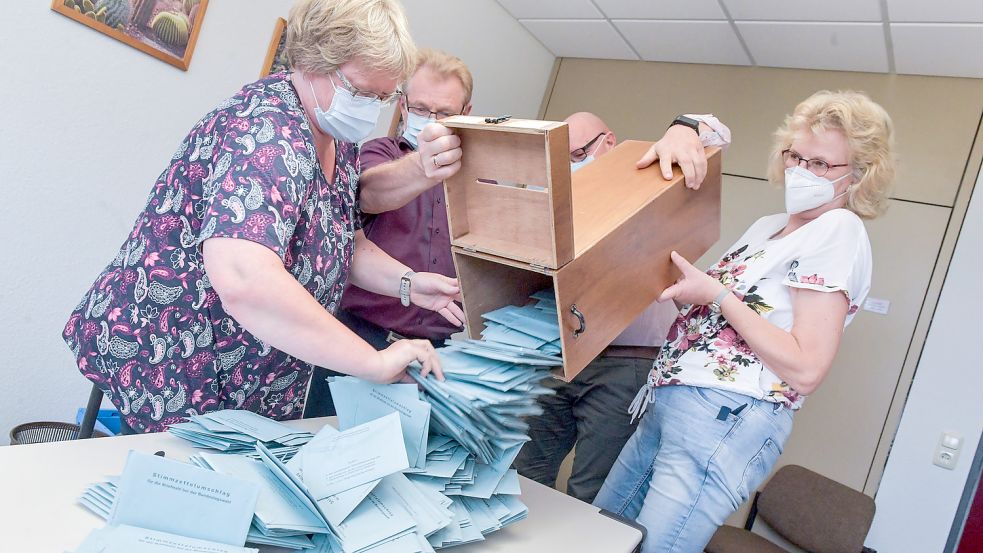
[51, 0, 209, 71]
[260, 17, 288, 77]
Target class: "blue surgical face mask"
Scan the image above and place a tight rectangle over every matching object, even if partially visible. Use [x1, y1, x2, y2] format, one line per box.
[570, 132, 608, 173]
[402, 111, 433, 149]
[570, 155, 595, 173]
[308, 76, 382, 143]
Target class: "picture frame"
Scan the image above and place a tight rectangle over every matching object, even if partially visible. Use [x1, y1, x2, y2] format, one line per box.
[260, 17, 288, 77]
[51, 0, 209, 71]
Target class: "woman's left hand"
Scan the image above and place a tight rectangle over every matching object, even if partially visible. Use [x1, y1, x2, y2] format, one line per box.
[410, 273, 466, 326]
[658, 251, 726, 306]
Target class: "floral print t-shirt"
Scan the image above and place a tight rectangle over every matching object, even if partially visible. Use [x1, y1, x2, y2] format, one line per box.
[63, 72, 360, 432]
[651, 208, 872, 409]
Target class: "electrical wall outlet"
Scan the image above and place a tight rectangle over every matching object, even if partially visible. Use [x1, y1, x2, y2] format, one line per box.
[933, 431, 962, 470]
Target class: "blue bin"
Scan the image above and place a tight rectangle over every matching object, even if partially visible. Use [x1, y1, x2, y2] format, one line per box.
[75, 408, 120, 436]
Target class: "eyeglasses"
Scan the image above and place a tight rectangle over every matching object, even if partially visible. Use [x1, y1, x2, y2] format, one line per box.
[782, 149, 849, 177]
[570, 132, 606, 163]
[332, 69, 402, 104]
[406, 104, 464, 120]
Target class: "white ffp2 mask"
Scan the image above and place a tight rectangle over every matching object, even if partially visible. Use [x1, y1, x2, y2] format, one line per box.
[784, 166, 851, 214]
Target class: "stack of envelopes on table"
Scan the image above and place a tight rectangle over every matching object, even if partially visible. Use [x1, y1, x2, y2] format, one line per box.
[327, 378, 529, 549]
[81, 413, 457, 552]
[75, 449, 278, 551]
[79, 411, 530, 552]
[78, 478, 312, 551]
[168, 409, 313, 461]
[77, 289, 559, 551]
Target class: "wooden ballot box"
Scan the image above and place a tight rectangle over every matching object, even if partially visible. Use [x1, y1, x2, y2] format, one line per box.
[442, 116, 721, 380]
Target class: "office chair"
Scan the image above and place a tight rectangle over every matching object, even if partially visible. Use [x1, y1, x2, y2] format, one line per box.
[704, 464, 877, 553]
[78, 383, 105, 439]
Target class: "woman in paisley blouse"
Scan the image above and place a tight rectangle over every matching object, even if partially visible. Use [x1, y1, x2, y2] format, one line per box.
[63, 0, 465, 434]
[593, 91, 896, 552]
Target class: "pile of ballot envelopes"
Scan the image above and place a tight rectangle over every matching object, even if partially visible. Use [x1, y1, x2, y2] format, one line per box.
[167, 408, 314, 461]
[74, 289, 562, 552]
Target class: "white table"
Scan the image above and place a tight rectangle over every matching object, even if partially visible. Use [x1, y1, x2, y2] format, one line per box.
[0, 417, 642, 552]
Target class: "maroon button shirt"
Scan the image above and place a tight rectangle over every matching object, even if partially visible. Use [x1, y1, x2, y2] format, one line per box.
[342, 137, 460, 340]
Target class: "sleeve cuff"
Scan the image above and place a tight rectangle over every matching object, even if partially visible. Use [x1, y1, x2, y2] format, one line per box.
[685, 113, 732, 150]
[782, 278, 852, 300]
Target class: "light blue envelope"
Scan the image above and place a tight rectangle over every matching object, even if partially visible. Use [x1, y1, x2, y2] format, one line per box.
[481, 304, 561, 342]
[301, 412, 409, 500]
[480, 321, 548, 349]
[460, 496, 501, 534]
[78, 480, 316, 551]
[331, 476, 416, 553]
[376, 473, 453, 537]
[494, 494, 529, 526]
[108, 451, 259, 546]
[285, 425, 381, 528]
[71, 525, 259, 553]
[493, 469, 521, 495]
[253, 442, 336, 537]
[198, 409, 312, 443]
[329, 378, 431, 470]
[196, 453, 328, 535]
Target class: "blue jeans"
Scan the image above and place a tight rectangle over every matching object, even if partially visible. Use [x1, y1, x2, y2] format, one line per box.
[593, 385, 794, 553]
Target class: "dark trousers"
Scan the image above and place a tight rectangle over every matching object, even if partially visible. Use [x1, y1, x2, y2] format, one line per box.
[513, 355, 651, 503]
[303, 309, 442, 418]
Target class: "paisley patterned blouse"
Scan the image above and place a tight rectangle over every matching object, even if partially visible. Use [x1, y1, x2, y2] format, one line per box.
[63, 72, 360, 433]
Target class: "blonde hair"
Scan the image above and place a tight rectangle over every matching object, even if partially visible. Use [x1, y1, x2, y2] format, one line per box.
[285, 0, 417, 81]
[407, 48, 474, 105]
[768, 90, 896, 219]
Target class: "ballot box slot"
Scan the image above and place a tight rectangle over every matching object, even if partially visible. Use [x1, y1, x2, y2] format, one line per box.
[475, 178, 547, 192]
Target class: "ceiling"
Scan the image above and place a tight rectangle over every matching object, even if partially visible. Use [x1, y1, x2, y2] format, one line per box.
[494, 0, 983, 78]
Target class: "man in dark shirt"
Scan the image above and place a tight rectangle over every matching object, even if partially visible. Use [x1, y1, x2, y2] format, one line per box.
[305, 48, 473, 417]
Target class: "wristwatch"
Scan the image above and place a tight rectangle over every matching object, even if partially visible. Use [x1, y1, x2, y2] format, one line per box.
[710, 287, 730, 313]
[399, 270, 416, 307]
[669, 115, 701, 135]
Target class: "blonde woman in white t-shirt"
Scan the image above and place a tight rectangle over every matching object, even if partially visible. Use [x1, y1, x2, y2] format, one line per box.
[593, 90, 896, 553]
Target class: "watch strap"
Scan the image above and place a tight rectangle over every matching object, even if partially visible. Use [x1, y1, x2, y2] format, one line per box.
[669, 115, 701, 135]
[710, 287, 730, 312]
[399, 270, 416, 307]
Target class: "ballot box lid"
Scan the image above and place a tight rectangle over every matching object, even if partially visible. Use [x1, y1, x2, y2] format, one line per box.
[442, 116, 575, 270]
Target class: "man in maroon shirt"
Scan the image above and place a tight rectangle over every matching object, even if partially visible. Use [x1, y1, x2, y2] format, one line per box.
[305, 48, 473, 417]
[343, 48, 474, 346]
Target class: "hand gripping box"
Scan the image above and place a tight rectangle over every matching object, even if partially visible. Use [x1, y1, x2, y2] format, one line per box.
[441, 116, 721, 380]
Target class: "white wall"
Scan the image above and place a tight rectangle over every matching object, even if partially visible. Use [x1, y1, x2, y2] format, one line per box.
[371, 0, 557, 137]
[867, 167, 983, 551]
[0, 0, 552, 439]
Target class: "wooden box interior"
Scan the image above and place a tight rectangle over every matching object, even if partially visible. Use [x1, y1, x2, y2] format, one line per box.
[442, 117, 573, 269]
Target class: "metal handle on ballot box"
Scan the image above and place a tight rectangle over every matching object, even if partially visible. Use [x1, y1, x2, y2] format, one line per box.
[570, 304, 586, 339]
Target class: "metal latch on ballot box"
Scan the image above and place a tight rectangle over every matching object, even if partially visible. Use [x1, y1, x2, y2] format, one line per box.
[484, 115, 512, 124]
